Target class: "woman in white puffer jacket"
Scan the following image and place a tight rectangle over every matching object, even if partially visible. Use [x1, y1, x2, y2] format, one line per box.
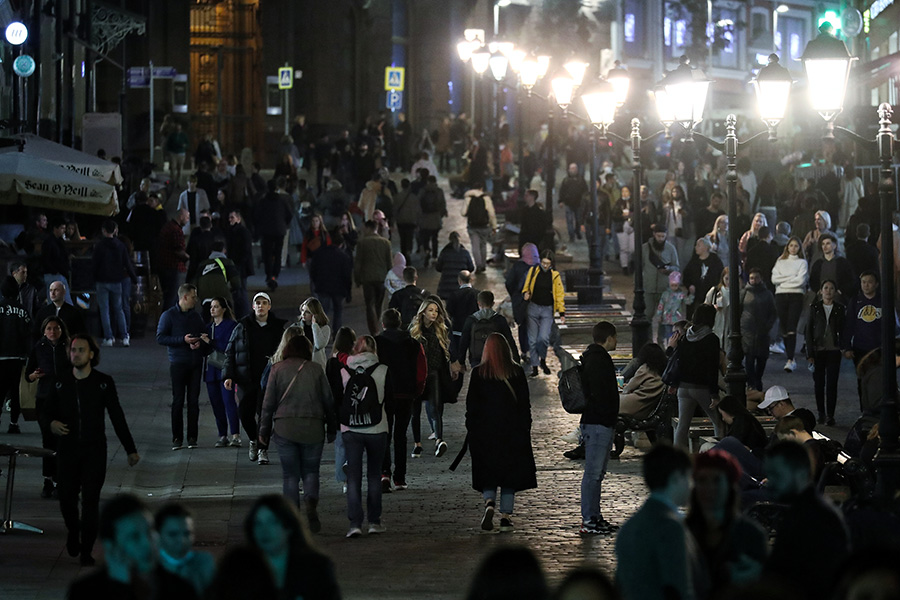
[770, 236, 808, 373]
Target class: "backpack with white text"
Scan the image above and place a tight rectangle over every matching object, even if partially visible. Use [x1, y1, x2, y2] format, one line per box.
[340, 364, 384, 428]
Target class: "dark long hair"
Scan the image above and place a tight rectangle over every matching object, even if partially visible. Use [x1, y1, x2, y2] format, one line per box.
[244, 494, 317, 559]
[40, 315, 69, 344]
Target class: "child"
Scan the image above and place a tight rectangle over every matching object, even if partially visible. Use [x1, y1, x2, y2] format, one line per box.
[652, 271, 693, 344]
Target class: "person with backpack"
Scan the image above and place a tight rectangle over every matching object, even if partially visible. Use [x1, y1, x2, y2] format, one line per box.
[455, 290, 519, 371]
[318, 179, 350, 232]
[393, 178, 421, 264]
[388, 266, 429, 330]
[465, 333, 536, 532]
[462, 181, 497, 273]
[375, 309, 427, 492]
[418, 175, 447, 267]
[193, 242, 241, 322]
[435, 232, 475, 299]
[410, 298, 453, 458]
[340, 335, 394, 538]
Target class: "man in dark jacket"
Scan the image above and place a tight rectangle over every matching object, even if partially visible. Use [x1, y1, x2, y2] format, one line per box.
[445, 270, 479, 353]
[354, 221, 393, 335]
[127, 191, 166, 253]
[309, 231, 353, 331]
[579, 321, 620, 534]
[223, 292, 287, 465]
[682, 237, 724, 318]
[185, 217, 220, 282]
[809, 233, 857, 303]
[34, 280, 85, 340]
[159, 209, 191, 311]
[742, 268, 777, 392]
[455, 290, 519, 368]
[41, 217, 72, 304]
[156, 284, 207, 450]
[226, 208, 254, 318]
[519, 189, 551, 252]
[375, 308, 427, 492]
[0, 276, 32, 433]
[9, 259, 42, 318]
[744, 225, 780, 292]
[389, 266, 428, 330]
[844, 223, 879, 280]
[193, 243, 241, 320]
[763, 440, 850, 600]
[93, 220, 137, 347]
[559, 163, 588, 242]
[253, 178, 294, 290]
[49, 334, 140, 566]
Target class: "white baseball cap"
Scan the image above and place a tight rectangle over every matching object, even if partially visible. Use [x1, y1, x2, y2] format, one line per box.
[758, 385, 790, 409]
[252, 292, 271, 304]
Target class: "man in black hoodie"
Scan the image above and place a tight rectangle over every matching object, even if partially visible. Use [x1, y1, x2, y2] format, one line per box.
[0, 276, 32, 433]
[223, 292, 287, 465]
[579, 321, 620, 535]
[253, 177, 293, 290]
[375, 309, 426, 491]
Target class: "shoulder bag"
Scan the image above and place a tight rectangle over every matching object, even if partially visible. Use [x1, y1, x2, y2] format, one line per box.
[207, 323, 228, 371]
[558, 359, 587, 414]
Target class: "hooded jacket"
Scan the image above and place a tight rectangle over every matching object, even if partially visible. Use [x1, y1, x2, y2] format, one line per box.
[259, 358, 337, 442]
[223, 313, 288, 386]
[0, 298, 32, 360]
[457, 308, 519, 365]
[339, 351, 393, 434]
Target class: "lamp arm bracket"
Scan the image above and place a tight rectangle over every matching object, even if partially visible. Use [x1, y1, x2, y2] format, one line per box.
[641, 130, 667, 144]
[736, 130, 772, 150]
[604, 130, 629, 145]
[833, 126, 878, 148]
[691, 132, 726, 153]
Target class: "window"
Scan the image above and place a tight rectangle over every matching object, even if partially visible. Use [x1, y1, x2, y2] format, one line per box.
[624, 0, 645, 58]
[663, 1, 691, 61]
[751, 11, 768, 43]
[712, 7, 738, 69]
[778, 16, 807, 72]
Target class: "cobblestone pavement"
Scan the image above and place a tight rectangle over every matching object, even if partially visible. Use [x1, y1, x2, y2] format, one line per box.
[0, 178, 861, 599]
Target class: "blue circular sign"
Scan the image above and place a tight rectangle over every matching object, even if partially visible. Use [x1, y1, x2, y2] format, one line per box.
[13, 54, 35, 77]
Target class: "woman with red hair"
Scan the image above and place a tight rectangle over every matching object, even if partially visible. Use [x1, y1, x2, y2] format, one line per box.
[464, 333, 536, 533]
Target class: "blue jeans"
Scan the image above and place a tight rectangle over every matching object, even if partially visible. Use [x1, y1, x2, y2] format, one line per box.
[120, 278, 132, 333]
[564, 204, 583, 241]
[206, 380, 239, 436]
[483, 487, 516, 514]
[43, 273, 72, 304]
[581, 423, 614, 523]
[317, 293, 345, 333]
[342, 431, 388, 528]
[96, 280, 128, 340]
[527, 303, 554, 367]
[272, 433, 324, 507]
[334, 432, 347, 483]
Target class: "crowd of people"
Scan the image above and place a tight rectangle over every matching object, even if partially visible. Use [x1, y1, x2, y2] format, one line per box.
[2, 109, 900, 600]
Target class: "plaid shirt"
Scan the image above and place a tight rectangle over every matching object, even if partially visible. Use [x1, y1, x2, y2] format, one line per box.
[158, 220, 187, 272]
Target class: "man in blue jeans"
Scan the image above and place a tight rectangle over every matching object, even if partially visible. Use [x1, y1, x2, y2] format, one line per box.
[92, 220, 137, 347]
[579, 320, 620, 534]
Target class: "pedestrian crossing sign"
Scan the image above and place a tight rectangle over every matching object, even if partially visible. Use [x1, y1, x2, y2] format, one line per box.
[385, 66, 405, 91]
[278, 67, 293, 90]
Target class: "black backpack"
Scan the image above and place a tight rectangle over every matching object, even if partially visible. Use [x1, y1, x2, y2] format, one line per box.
[469, 316, 497, 364]
[467, 194, 489, 228]
[400, 288, 426, 328]
[421, 188, 441, 213]
[340, 364, 384, 428]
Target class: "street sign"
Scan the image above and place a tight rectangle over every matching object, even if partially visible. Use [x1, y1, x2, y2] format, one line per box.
[127, 67, 150, 88]
[278, 67, 293, 90]
[151, 66, 177, 79]
[385, 66, 405, 91]
[13, 55, 35, 77]
[5, 22, 27, 45]
[386, 90, 402, 111]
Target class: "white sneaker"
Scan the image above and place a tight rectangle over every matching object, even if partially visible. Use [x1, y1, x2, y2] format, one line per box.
[346, 527, 362, 538]
[770, 341, 785, 355]
[101, 338, 114, 347]
[560, 429, 581, 444]
[784, 359, 796, 373]
[428, 432, 437, 440]
[258, 449, 269, 465]
[249, 441, 258, 462]
[368, 522, 386, 534]
[122, 335, 130, 347]
[435, 440, 448, 457]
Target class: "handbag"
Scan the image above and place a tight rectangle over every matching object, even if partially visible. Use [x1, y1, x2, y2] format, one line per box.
[19, 369, 38, 421]
[207, 322, 227, 370]
[661, 343, 682, 387]
[558, 360, 587, 414]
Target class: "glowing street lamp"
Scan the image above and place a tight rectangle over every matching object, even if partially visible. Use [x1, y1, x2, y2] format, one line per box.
[753, 53, 793, 139]
[801, 23, 856, 137]
[551, 70, 575, 110]
[489, 52, 509, 82]
[471, 49, 491, 75]
[606, 62, 630, 107]
[563, 59, 589, 86]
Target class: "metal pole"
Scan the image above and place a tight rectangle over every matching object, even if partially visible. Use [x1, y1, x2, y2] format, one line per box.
[471, 69, 476, 124]
[588, 125, 600, 270]
[284, 61, 290, 136]
[772, 7, 778, 55]
[630, 118, 650, 354]
[546, 102, 555, 219]
[517, 84, 525, 200]
[149, 60, 154, 165]
[874, 102, 900, 501]
[724, 114, 746, 404]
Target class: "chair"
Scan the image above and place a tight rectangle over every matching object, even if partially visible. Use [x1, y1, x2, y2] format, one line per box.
[610, 391, 676, 458]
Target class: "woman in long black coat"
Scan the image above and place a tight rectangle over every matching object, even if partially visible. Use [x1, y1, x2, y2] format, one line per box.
[465, 333, 537, 533]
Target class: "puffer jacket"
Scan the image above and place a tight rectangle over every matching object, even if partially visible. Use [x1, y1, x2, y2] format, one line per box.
[258, 357, 337, 442]
[25, 336, 70, 399]
[521, 266, 566, 315]
[223, 313, 288, 386]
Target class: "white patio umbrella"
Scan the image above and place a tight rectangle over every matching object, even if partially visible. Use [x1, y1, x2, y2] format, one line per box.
[0, 133, 123, 185]
[0, 151, 118, 216]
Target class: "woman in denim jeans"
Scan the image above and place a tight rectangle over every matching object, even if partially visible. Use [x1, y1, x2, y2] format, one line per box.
[259, 335, 337, 533]
[465, 334, 536, 532]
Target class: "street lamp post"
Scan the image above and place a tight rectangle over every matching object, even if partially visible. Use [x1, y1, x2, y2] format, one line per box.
[802, 28, 900, 501]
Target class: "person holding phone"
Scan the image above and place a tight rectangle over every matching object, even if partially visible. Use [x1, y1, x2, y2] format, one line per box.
[157, 284, 208, 450]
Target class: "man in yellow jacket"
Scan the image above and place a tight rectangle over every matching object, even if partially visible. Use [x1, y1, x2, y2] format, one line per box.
[522, 250, 565, 376]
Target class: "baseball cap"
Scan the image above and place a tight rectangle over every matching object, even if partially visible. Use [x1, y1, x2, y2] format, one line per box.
[252, 292, 271, 304]
[758, 385, 790, 410]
